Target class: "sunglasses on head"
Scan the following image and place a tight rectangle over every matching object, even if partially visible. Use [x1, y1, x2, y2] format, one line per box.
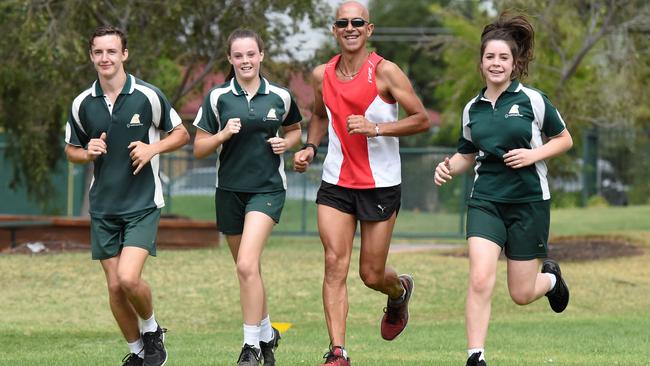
[334, 18, 368, 28]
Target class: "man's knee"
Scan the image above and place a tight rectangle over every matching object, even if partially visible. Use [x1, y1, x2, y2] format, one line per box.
[359, 269, 383, 290]
[324, 247, 349, 269]
[106, 279, 124, 297]
[324, 255, 349, 284]
[117, 271, 141, 293]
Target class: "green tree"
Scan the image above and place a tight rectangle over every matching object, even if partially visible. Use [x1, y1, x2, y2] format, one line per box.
[430, 0, 650, 204]
[367, 0, 456, 147]
[432, 0, 650, 143]
[0, 0, 328, 211]
[368, 0, 453, 109]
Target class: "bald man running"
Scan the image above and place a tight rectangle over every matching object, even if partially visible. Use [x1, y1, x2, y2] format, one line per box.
[293, 2, 431, 365]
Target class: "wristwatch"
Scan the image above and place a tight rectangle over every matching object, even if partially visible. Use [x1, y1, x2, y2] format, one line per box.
[301, 143, 318, 157]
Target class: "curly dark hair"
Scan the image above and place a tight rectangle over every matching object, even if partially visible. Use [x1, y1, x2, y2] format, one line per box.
[480, 12, 535, 80]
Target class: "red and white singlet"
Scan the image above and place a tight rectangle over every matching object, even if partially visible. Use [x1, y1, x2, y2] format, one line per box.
[321, 52, 400, 189]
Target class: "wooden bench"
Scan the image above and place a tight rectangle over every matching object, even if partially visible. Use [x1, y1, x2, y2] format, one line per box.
[0, 220, 54, 248]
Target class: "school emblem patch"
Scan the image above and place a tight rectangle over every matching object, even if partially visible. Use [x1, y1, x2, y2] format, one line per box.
[127, 114, 143, 128]
[505, 104, 523, 119]
[264, 108, 279, 121]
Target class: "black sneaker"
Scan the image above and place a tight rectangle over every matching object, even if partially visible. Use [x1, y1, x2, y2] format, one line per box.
[142, 326, 167, 366]
[122, 353, 144, 366]
[260, 327, 281, 365]
[466, 351, 487, 366]
[237, 344, 262, 366]
[542, 259, 570, 313]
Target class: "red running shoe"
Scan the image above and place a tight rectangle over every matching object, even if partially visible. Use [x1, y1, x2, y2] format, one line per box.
[320, 346, 350, 366]
[380, 274, 414, 340]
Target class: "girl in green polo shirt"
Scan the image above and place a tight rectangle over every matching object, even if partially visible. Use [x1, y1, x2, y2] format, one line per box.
[193, 29, 302, 366]
[434, 13, 573, 366]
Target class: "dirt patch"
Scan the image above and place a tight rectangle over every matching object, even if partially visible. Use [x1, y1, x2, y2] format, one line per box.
[3, 236, 645, 262]
[548, 236, 644, 262]
[442, 236, 644, 262]
[1, 241, 89, 255]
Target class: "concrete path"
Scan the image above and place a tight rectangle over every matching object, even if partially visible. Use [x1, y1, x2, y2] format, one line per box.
[389, 243, 463, 253]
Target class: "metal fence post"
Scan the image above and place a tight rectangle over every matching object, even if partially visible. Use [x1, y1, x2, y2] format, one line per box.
[582, 127, 599, 206]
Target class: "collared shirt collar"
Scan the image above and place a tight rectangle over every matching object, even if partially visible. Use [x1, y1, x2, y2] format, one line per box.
[478, 79, 521, 101]
[506, 79, 521, 93]
[230, 76, 269, 96]
[92, 73, 135, 97]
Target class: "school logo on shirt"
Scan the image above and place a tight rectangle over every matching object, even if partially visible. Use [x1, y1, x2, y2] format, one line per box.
[127, 114, 143, 128]
[504, 104, 523, 119]
[264, 108, 279, 122]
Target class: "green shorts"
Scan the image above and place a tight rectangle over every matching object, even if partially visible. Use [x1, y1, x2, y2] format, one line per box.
[90, 208, 161, 260]
[466, 197, 550, 260]
[215, 188, 286, 235]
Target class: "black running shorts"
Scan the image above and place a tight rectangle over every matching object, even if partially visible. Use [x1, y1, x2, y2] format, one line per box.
[316, 181, 401, 221]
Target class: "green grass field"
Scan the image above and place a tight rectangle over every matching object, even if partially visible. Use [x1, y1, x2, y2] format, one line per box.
[1, 206, 650, 365]
[167, 196, 467, 237]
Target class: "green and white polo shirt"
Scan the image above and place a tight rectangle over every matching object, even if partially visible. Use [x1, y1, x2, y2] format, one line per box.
[193, 77, 302, 193]
[457, 80, 567, 203]
[65, 74, 182, 217]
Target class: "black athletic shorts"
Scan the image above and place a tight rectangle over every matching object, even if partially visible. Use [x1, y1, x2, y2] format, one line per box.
[316, 181, 401, 221]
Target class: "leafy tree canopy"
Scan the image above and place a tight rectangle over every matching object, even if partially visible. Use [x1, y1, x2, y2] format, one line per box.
[0, 0, 329, 209]
[431, 0, 650, 147]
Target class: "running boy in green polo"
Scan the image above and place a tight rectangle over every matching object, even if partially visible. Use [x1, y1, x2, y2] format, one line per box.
[64, 25, 189, 366]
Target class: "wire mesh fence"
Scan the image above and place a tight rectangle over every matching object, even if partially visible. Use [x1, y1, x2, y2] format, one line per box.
[160, 146, 468, 239]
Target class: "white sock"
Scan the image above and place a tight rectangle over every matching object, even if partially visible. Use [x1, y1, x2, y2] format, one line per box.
[544, 273, 557, 292]
[127, 339, 144, 359]
[243, 323, 261, 349]
[468, 348, 485, 361]
[260, 315, 274, 343]
[141, 313, 158, 334]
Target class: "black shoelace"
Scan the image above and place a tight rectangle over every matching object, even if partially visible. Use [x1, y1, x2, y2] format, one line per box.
[383, 303, 402, 323]
[238, 344, 260, 362]
[121, 353, 141, 365]
[322, 347, 346, 363]
[322, 350, 337, 362]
